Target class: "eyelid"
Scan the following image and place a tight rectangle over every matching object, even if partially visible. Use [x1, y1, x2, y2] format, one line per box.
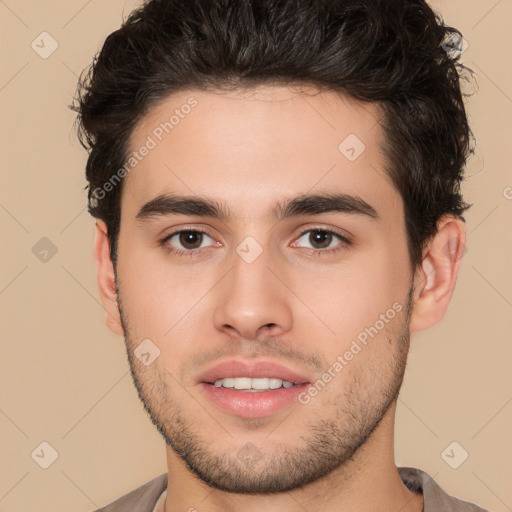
[291, 226, 352, 251]
[161, 226, 218, 246]
[294, 225, 352, 242]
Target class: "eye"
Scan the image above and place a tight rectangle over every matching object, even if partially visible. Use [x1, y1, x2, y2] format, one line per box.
[161, 229, 217, 255]
[159, 227, 351, 258]
[292, 228, 350, 254]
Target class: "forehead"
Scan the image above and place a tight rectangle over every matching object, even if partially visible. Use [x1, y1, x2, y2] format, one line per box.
[121, 85, 399, 221]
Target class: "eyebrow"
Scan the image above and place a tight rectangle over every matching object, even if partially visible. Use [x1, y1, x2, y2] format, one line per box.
[135, 192, 380, 223]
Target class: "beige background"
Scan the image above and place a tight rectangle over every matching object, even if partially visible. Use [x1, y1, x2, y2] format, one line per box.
[0, 0, 511, 510]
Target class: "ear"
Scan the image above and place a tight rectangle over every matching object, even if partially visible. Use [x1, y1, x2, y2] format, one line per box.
[409, 215, 467, 333]
[93, 219, 124, 336]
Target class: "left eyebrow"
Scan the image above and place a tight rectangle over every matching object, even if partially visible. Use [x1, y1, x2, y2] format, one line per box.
[135, 192, 380, 223]
[272, 192, 379, 222]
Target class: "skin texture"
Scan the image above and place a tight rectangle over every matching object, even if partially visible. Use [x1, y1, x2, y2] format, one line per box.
[94, 85, 466, 512]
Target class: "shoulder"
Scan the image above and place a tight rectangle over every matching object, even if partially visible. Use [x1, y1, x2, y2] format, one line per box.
[398, 466, 489, 511]
[90, 473, 168, 512]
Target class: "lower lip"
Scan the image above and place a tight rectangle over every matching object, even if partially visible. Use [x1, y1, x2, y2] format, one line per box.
[199, 382, 310, 419]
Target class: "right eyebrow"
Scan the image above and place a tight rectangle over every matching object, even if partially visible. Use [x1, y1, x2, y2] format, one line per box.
[136, 194, 229, 222]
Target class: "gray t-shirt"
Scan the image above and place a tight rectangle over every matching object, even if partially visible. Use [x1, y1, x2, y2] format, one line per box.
[92, 466, 488, 511]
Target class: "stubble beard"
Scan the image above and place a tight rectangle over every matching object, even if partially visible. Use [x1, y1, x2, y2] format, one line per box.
[117, 282, 413, 494]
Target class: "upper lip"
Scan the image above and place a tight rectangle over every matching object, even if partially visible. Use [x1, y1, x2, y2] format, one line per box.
[196, 359, 312, 385]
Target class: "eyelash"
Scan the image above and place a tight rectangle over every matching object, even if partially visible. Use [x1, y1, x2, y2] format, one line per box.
[159, 227, 351, 258]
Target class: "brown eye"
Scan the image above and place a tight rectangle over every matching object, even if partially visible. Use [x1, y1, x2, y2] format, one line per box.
[308, 230, 334, 249]
[178, 231, 204, 250]
[293, 228, 349, 252]
[163, 229, 215, 254]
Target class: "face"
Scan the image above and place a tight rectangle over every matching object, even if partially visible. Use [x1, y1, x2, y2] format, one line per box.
[113, 85, 415, 493]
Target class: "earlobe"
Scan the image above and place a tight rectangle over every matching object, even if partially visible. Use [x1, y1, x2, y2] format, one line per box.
[93, 220, 125, 336]
[409, 216, 467, 333]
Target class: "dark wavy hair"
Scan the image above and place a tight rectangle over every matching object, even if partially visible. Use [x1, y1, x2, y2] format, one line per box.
[71, 0, 474, 270]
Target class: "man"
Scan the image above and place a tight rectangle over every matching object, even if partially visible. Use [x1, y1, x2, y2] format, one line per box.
[72, 0, 486, 510]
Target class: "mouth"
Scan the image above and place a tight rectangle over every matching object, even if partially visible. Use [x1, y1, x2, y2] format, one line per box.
[196, 358, 311, 387]
[196, 359, 312, 418]
[205, 376, 300, 392]
[199, 381, 310, 419]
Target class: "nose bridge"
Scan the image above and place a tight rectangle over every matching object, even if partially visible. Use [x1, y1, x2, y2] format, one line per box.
[232, 239, 274, 294]
[213, 238, 293, 337]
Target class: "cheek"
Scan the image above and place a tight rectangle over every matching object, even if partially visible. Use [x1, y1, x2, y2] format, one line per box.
[289, 251, 407, 347]
[125, 275, 200, 330]
[115, 241, 220, 361]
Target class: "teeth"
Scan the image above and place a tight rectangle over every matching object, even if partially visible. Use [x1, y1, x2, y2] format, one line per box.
[213, 377, 296, 390]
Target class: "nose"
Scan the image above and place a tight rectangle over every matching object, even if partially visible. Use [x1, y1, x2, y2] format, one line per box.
[213, 247, 293, 340]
